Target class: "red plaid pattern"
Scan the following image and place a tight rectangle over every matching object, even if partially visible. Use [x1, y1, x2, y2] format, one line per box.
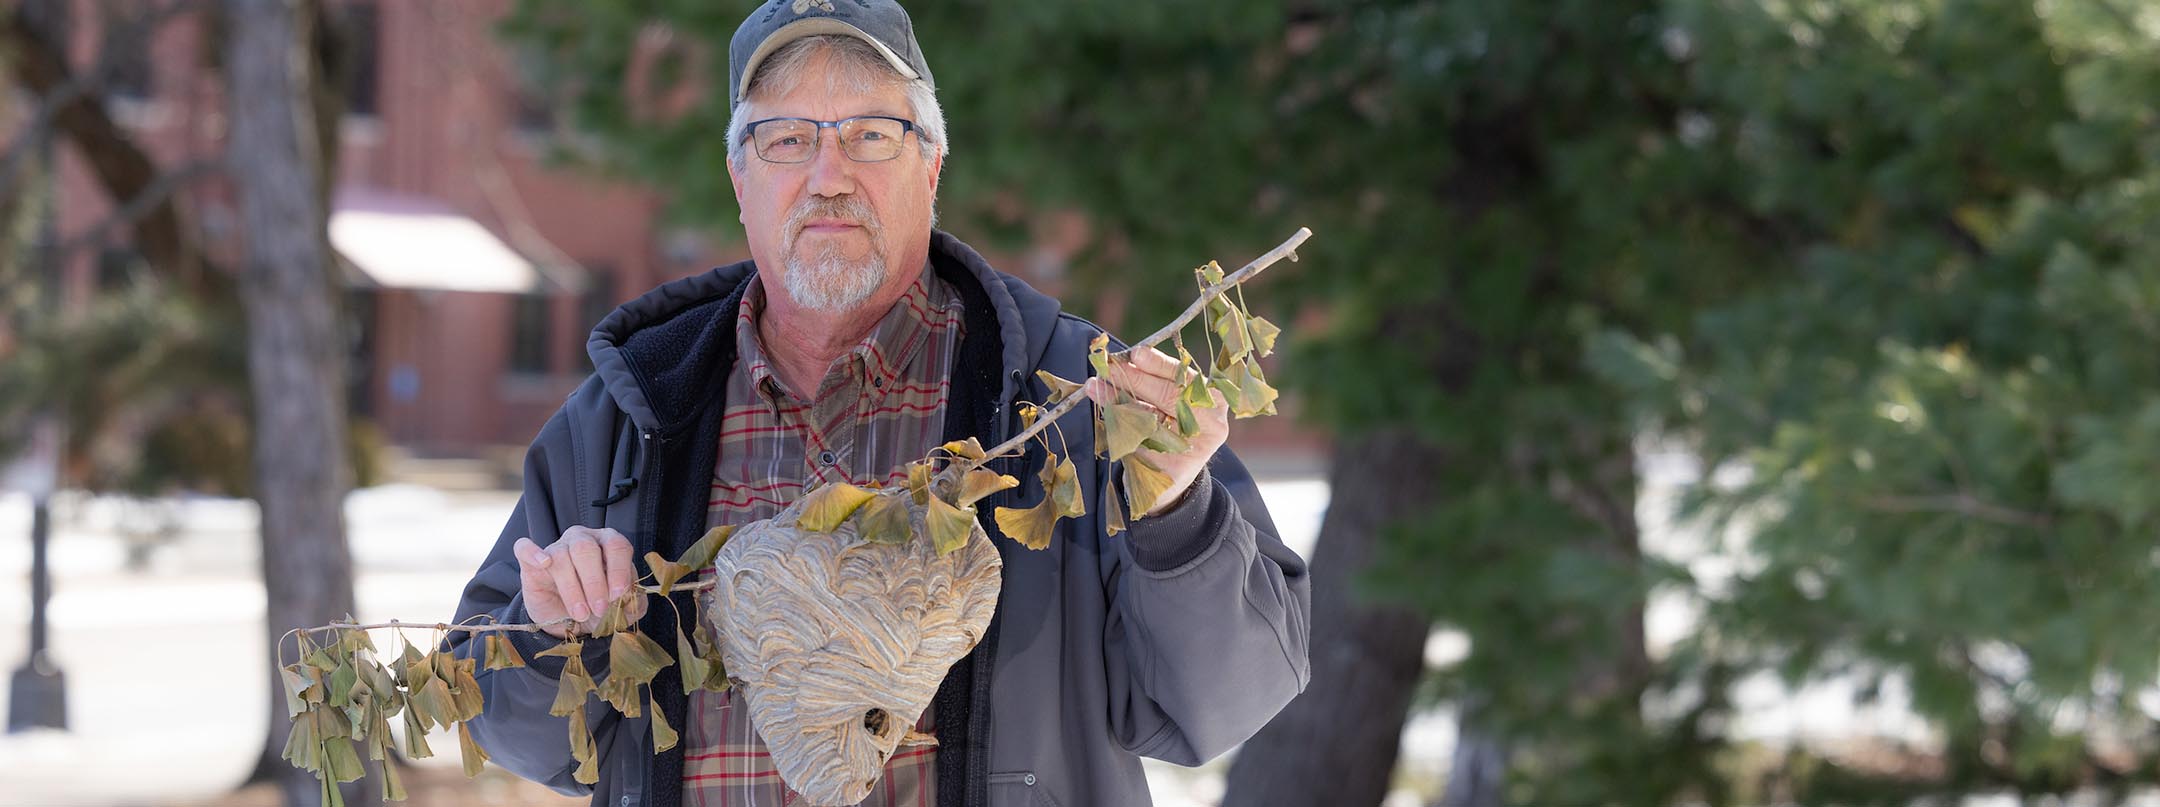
[684, 265, 961, 806]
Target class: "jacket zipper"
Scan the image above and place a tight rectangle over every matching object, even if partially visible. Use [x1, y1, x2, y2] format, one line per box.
[625, 426, 665, 807]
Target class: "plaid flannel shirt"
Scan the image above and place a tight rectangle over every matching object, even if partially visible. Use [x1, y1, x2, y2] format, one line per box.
[684, 264, 962, 807]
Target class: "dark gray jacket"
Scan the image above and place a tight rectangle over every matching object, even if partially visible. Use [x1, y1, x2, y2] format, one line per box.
[450, 231, 1312, 807]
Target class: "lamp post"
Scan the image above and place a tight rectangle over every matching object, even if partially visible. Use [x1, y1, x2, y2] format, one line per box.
[7, 61, 68, 731]
[6, 423, 66, 733]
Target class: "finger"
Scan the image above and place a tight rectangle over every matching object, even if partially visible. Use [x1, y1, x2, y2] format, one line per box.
[543, 542, 592, 622]
[512, 537, 550, 573]
[1084, 377, 1113, 407]
[513, 537, 565, 628]
[565, 537, 612, 617]
[1089, 376, 1171, 420]
[1107, 360, 1180, 410]
[598, 529, 635, 600]
[1124, 345, 1184, 379]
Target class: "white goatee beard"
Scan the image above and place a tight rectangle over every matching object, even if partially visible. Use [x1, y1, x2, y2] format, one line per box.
[780, 196, 888, 313]
[783, 247, 886, 313]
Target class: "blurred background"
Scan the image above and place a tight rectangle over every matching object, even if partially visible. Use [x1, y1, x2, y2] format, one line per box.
[3, 0, 2159, 805]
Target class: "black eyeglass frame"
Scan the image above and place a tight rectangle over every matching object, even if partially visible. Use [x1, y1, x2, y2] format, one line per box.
[741, 115, 924, 164]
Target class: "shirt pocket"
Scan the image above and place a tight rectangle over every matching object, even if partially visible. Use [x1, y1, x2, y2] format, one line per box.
[987, 771, 1062, 807]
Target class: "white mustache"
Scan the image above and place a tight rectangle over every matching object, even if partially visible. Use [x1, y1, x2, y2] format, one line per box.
[785, 196, 881, 241]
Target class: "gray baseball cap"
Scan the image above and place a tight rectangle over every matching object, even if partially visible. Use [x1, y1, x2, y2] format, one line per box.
[727, 0, 935, 108]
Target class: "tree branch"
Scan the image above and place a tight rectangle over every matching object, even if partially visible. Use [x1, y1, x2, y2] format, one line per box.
[968, 227, 1312, 471]
[1, 0, 226, 296]
[1856, 492, 2054, 530]
[292, 577, 721, 638]
[52, 157, 225, 260]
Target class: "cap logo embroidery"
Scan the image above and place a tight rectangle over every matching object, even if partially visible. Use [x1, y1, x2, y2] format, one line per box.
[792, 0, 837, 13]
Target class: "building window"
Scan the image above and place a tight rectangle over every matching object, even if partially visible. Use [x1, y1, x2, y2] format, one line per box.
[510, 46, 559, 135]
[96, 247, 146, 290]
[580, 264, 618, 331]
[578, 265, 618, 371]
[101, 1, 155, 101]
[339, 1, 380, 118]
[508, 293, 551, 376]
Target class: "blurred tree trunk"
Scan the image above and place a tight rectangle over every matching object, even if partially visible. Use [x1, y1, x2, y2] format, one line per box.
[1221, 431, 1442, 807]
[221, 1, 369, 805]
[1437, 708, 1507, 807]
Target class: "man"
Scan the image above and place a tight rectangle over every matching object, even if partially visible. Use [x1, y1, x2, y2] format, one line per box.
[451, 1, 1311, 805]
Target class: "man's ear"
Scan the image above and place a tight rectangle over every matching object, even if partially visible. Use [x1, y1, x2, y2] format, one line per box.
[727, 157, 747, 224]
[927, 151, 943, 195]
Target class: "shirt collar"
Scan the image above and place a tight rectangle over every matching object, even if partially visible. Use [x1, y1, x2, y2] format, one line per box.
[735, 261, 943, 403]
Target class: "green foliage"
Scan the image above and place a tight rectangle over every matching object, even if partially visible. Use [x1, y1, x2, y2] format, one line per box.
[0, 261, 251, 495]
[1588, 0, 2160, 799]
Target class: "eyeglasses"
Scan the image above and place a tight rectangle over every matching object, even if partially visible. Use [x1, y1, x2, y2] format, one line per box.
[742, 116, 922, 164]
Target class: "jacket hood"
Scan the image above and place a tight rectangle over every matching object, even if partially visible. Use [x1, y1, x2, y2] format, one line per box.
[585, 230, 1059, 433]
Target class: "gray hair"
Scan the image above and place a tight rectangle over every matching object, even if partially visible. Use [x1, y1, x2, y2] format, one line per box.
[725, 35, 948, 171]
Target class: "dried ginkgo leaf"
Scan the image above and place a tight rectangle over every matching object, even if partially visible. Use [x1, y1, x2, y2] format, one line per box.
[281, 665, 316, 718]
[323, 734, 367, 786]
[448, 657, 485, 722]
[994, 499, 1059, 551]
[483, 633, 525, 670]
[400, 693, 433, 759]
[1102, 401, 1159, 461]
[1176, 399, 1201, 439]
[906, 461, 935, 506]
[1035, 369, 1083, 402]
[1248, 314, 1281, 357]
[536, 640, 594, 718]
[650, 691, 678, 753]
[1235, 360, 1280, 418]
[954, 469, 1018, 508]
[1102, 477, 1126, 537]
[798, 481, 876, 532]
[458, 720, 490, 778]
[1123, 455, 1178, 519]
[1089, 332, 1113, 378]
[675, 524, 736, 576]
[378, 743, 406, 801]
[1141, 420, 1191, 455]
[856, 492, 913, 546]
[676, 624, 711, 697]
[1213, 305, 1252, 367]
[1042, 454, 1085, 518]
[926, 494, 977, 557]
[283, 706, 322, 771]
[939, 438, 988, 461]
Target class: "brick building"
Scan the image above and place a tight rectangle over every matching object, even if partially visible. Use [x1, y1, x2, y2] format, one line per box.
[24, 0, 720, 457]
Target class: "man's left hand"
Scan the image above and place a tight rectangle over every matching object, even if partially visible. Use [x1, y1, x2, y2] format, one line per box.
[1083, 345, 1231, 517]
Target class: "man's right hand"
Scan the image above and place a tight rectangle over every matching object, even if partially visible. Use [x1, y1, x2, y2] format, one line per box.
[513, 527, 646, 640]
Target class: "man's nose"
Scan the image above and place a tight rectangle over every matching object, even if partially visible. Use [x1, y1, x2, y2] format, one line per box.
[805, 132, 857, 197]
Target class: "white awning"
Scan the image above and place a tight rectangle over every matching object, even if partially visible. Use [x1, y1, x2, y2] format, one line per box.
[331, 189, 543, 294]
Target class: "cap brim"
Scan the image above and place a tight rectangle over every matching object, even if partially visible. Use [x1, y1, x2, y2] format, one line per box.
[736, 18, 922, 104]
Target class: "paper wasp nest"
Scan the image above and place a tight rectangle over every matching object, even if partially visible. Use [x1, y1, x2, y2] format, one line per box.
[705, 495, 1003, 805]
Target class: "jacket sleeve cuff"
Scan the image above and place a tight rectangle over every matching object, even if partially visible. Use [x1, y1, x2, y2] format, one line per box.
[1124, 469, 1228, 572]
